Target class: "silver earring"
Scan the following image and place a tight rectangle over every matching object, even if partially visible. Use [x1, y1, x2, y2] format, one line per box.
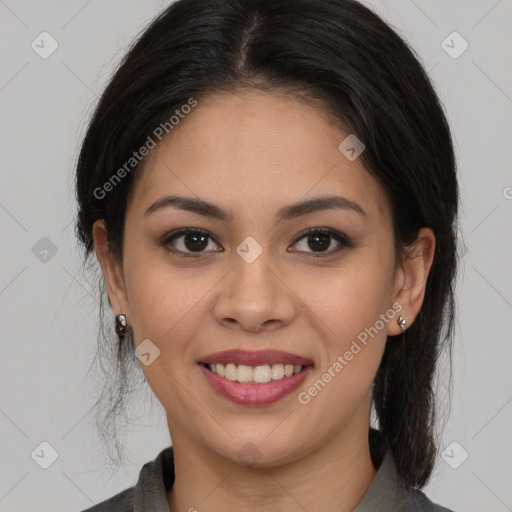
[115, 314, 130, 336]
[398, 315, 407, 333]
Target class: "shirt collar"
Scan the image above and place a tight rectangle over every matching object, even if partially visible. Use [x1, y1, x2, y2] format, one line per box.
[133, 444, 173, 512]
[352, 440, 410, 511]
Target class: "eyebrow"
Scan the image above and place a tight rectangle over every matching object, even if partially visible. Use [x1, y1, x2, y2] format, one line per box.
[144, 194, 366, 221]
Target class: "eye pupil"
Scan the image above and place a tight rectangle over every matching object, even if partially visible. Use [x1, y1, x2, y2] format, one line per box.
[309, 233, 330, 252]
[184, 233, 208, 251]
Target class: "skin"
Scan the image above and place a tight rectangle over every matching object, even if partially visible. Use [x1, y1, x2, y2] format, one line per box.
[93, 89, 435, 512]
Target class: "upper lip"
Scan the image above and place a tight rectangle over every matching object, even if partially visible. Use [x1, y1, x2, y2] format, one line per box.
[199, 349, 314, 367]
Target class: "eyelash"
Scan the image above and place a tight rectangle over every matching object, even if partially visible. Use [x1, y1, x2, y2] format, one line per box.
[159, 227, 353, 259]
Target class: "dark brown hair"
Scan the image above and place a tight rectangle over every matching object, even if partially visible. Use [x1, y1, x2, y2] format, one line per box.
[75, 0, 459, 488]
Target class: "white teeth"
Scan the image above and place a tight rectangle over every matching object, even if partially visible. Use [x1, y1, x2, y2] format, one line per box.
[225, 363, 237, 381]
[237, 364, 253, 383]
[271, 364, 284, 380]
[207, 363, 304, 383]
[253, 365, 272, 383]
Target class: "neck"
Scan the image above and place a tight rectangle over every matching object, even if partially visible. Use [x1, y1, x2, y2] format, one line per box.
[166, 419, 378, 512]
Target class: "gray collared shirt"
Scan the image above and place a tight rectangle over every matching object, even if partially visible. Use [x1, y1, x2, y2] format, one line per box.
[80, 436, 454, 512]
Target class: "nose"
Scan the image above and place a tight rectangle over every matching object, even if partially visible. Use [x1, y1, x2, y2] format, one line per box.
[213, 250, 296, 333]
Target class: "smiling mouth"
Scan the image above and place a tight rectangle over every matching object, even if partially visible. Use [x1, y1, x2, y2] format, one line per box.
[201, 362, 312, 384]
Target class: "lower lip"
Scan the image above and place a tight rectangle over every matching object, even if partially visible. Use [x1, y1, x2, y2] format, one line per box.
[198, 364, 313, 405]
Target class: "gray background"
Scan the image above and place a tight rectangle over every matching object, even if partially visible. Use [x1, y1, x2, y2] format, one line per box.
[0, 1, 511, 511]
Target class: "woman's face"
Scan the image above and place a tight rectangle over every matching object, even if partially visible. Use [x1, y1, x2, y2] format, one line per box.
[96, 89, 414, 466]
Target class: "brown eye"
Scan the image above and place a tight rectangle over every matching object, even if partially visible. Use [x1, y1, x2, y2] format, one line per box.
[181, 232, 209, 251]
[290, 228, 351, 257]
[162, 228, 222, 256]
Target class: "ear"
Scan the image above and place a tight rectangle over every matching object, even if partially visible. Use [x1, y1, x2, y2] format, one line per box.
[387, 227, 436, 336]
[92, 219, 131, 319]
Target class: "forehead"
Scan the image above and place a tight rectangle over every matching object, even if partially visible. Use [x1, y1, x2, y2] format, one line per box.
[128, 89, 390, 224]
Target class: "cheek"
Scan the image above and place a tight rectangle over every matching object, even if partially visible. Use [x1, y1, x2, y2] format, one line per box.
[300, 251, 394, 332]
[296, 249, 395, 376]
[123, 253, 206, 350]
[125, 268, 208, 405]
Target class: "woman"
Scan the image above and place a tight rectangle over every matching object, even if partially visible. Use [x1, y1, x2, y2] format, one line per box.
[75, 0, 459, 510]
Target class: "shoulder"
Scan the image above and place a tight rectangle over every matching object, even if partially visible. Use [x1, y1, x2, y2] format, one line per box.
[76, 445, 173, 512]
[400, 488, 455, 512]
[77, 485, 135, 512]
[366, 430, 455, 512]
